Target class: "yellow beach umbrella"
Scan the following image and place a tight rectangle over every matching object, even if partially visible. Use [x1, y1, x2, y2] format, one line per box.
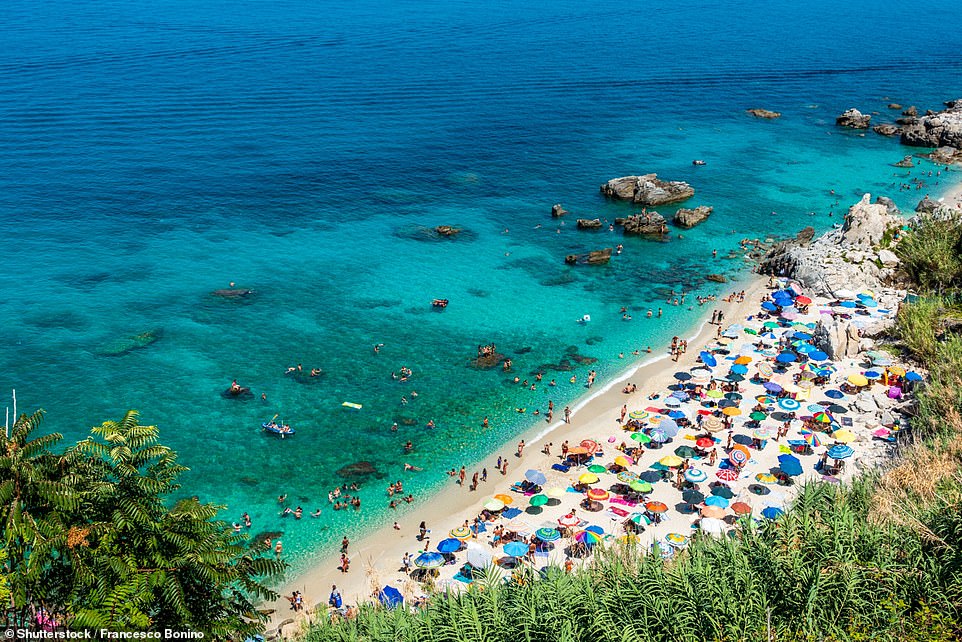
[578, 473, 600, 485]
[659, 454, 684, 468]
[722, 407, 742, 417]
[734, 356, 753, 365]
[493, 494, 514, 505]
[888, 366, 906, 377]
[614, 455, 633, 467]
[848, 374, 869, 387]
[484, 498, 505, 511]
[832, 429, 856, 443]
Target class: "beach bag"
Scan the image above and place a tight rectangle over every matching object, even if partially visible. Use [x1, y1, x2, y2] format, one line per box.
[329, 590, 342, 608]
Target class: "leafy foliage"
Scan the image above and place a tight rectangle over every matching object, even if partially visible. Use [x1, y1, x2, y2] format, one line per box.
[0, 410, 285, 637]
[895, 214, 962, 294]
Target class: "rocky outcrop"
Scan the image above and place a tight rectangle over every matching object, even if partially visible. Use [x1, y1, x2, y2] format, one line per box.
[620, 212, 668, 235]
[565, 248, 612, 265]
[893, 155, 915, 168]
[915, 197, 939, 213]
[874, 196, 900, 217]
[878, 249, 899, 268]
[747, 108, 781, 119]
[888, 103, 902, 110]
[926, 146, 962, 165]
[900, 99, 962, 149]
[903, 105, 919, 117]
[705, 274, 727, 283]
[435, 225, 461, 237]
[836, 108, 871, 129]
[551, 204, 568, 218]
[873, 124, 900, 137]
[757, 194, 902, 300]
[577, 218, 603, 229]
[812, 317, 862, 360]
[673, 205, 713, 228]
[600, 174, 695, 206]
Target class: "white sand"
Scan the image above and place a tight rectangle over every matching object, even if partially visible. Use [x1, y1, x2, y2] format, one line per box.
[266, 273, 911, 628]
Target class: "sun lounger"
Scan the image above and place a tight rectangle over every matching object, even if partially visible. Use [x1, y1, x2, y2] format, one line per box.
[551, 463, 570, 473]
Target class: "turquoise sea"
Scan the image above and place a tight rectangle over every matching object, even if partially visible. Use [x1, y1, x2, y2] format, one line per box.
[2, 0, 961, 576]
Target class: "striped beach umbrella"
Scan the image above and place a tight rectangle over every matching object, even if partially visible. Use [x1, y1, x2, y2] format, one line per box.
[702, 416, 725, 433]
[755, 472, 778, 484]
[574, 530, 603, 546]
[629, 410, 649, 420]
[716, 468, 739, 482]
[828, 444, 854, 460]
[684, 468, 708, 483]
[665, 533, 689, 548]
[536, 527, 561, 542]
[450, 526, 472, 540]
[414, 552, 445, 569]
[587, 488, 610, 501]
[802, 431, 822, 448]
[728, 445, 751, 466]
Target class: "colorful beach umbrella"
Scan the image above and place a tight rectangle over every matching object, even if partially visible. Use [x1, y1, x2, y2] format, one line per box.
[587, 464, 607, 474]
[483, 498, 505, 511]
[777, 398, 800, 411]
[802, 431, 822, 448]
[753, 427, 773, 440]
[703, 416, 725, 433]
[684, 468, 708, 483]
[614, 455, 634, 468]
[755, 472, 778, 484]
[629, 410, 649, 420]
[630, 432, 652, 444]
[777, 454, 803, 476]
[573, 530, 603, 546]
[812, 412, 833, 424]
[696, 437, 715, 449]
[536, 527, 561, 542]
[832, 429, 856, 443]
[645, 501, 669, 514]
[730, 501, 752, 515]
[587, 488, 610, 501]
[616, 470, 638, 482]
[705, 495, 729, 508]
[649, 429, 668, 443]
[728, 445, 751, 466]
[847, 374, 869, 387]
[761, 506, 785, 520]
[578, 473, 600, 484]
[558, 513, 580, 528]
[701, 505, 727, 519]
[449, 526, 472, 540]
[716, 468, 739, 482]
[414, 552, 445, 569]
[503, 542, 529, 558]
[665, 533, 689, 548]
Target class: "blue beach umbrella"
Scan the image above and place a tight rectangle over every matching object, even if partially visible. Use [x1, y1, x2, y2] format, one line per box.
[730, 364, 749, 375]
[761, 506, 785, 520]
[761, 301, 778, 312]
[379, 586, 404, 609]
[861, 298, 878, 308]
[668, 410, 686, 419]
[674, 371, 692, 381]
[684, 468, 708, 483]
[793, 332, 812, 341]
[700, 351, 717, 368]
[795, 343, 816, 354]
[415, 552, 445, 569]
[864, 371, 881, 380]
[649, 429, 668, 443]
[838, 301, 857, 309]
[777, 454, 803, 476]
[764, 382, 783, 393]
[776, 352, 797, 363]
[808, 350, 829, 362]
[585, 525, 605, 535]
[503, 542, 529, 558]
[778, 398, 801, 411]
[437, 538, 463, 554]
[659, 419, 680, 438]
[705, 495, 730, 508]
[828, 445, 854, 460]
[825, 389, 845, 399]
[905, 372, 923, 382]
[536, 527, 561, 542]
[525, 469, 547, 485]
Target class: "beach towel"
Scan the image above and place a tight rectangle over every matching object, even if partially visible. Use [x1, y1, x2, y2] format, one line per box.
[551, 463, 570, 473]
[609, 506, 629, 518]
[610, 497, 637, 507]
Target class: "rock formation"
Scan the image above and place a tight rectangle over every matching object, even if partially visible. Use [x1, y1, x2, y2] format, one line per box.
[903, 105, 919, 117]
[435, 225, 461, 237]
[620, 212, 668, 235]
[577, 218, 603, 229]
[915, 196, 939, 213]
[705, 274, 727, 283]
[565, 248, 612, 265]
[551, 204, 568, 217]
[673, 205, 714, 228]
[812, 317, 862, 360]
[757, 193, 902, 300]
[887, 103, 902, 110]
[600, 174, 695, 206]
[836, 108, 871, 129]
[900, 99, 962, 150]
[747, 108, 781, 119]
[893, 155, 915, 168]
[873, 124, 900, 137]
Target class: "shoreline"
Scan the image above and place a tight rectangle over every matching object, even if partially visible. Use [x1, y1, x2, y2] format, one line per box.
[265, 272, 768, 624]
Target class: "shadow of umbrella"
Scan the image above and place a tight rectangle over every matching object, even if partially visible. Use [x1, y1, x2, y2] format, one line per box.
[584, 500, 604, 512]
[546, 498, 562, 507]
[748, 484, 771, 495]
[770, 411, 791, 422]
[732, 434, 753, 446]
[525, 506, 544, 515]
[638, 471, 662, 483]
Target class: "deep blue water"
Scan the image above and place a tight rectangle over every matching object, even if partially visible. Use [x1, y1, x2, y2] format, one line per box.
[2, 0, 961, 576]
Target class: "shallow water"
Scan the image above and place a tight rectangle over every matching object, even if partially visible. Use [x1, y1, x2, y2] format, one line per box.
[2, 0, 961, 576]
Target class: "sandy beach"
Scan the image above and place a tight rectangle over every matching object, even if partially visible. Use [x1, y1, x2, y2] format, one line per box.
[263, 273, 812, 622]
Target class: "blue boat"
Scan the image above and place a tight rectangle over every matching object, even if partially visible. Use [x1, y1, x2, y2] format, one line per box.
[263, 419, 295, 437]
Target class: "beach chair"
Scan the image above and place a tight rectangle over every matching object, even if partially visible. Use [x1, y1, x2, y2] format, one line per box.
[551, 463, 570, 473]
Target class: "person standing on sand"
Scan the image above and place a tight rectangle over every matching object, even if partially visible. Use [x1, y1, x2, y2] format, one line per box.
[501, 460, 509, 475]
[471, 471, 479, 491]
[458, 466, 466, 486]
[561, 440, 569, 459]
[481, 467, 488, 482]
[341, 535, 350, 554]
[517, 440, 525, 457]
[564, 406, 571, 423]
[620, 405, 627, 423]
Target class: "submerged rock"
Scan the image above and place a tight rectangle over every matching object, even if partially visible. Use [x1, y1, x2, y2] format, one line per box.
[600, 174, 695, 206]
[211, 288, 255, 299]
[836, 108, 871, 129]
[705, 274, 727, 283]
[434, 225, 461, 237]
[98, 329, 163, 357]
[336, 461, 381, 479]
[565, 248, 612, 265]
[746, 108, 781, 119]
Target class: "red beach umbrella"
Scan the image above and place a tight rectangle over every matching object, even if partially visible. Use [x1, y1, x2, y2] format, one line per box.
[695, 437, 715, 449]
[645, 501, 668, 514]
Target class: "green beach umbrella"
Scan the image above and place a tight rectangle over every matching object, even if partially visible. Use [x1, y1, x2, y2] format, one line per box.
[629, 410, 649, 420]
[630, 432, 651, 444]
[706, 390, 724, 399]
[587, 464, 607, 474]
[750, 411, 768, 421]
[629, 479, 653, 493]
[763, 321, 780, 329]
[529, 494, 549, 507]
[674, 445, 696, 458]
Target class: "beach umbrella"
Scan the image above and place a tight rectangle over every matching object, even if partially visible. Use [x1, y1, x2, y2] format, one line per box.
[828, 444, 854, 460]
[525, 469, 547, 485]
[699, 517, 727, 536]
[705, 495, 730, 508]
[649, 429, 668, 443]
[780, 310, 799, 321]
[668, 410, 686, 419]
[808, 350, 829, 362]
[711, 485, 735, 499]
[587, 464, 607, 474]
[753, 427, 773, 440]
[718, 399, 737, 409]
[587, 488, 610, 501]
[573, 530, 603, 546]
[706, 389, 724, 399]
[585, 525, 605, 535]
[755, 473, 778, 484]
[701, 505, 727, 519]
[494, 494, 514, 505]
[645, 501, 669, 514]
[864, 370, 882, 380]
[690, 368, 712, 381]
[777, 454, 803, 476]
[671, 390, 691, 400]
[776, 352, 797, 363]
[795, 295, 812, 305]
[674, 371, 692, 382]
[812, 412, 833, 424]
[761, 506, 785, 520]
[763, 321, 781, 329]
[616, 471, 638, 483]
[664, 396, 682, 407]
[578, 473, 600, 485]
[806, 403, 825, 413]
[749, 411, 768, 422]
[734, 355, 753, 365]
[905, 371, 923, 382]
[731, 501, 752, 515]
[483, 498, 505, 511]
[536, 527, 561, 542]
[725, 392, 744, 401]
[558, 513, 580, 528]
[684, 468, 708, 483]
[503, 542, 529, 558]
[716, 468, 739, 482]
[674, 445, 697, 458]
[695, 437, 715, 449]
[414, 552, 445, 569]
[630, 432, 652, 444]
[529, 494, 549, 507]
[700, 350, 718, 368]
[629, 410, 649, 420]
[682, 488, 706, 504]
[802, 431, 822, 448]
[756, 394, 775, 404]
[437, 538, 463, 553]
[795, 343, 816, 354]
[761, 301, 778, 312]
[764, 382, 783, 393]
[847, 374, 869, 387]
[730, 364, 749, 375]
[837, 301, 857, 309]
[665, 533, 689, 548]
[756, 362, 775, 378]
[379, 585, 404, 609]
[546, 487, 565, 498]
[887, 365, 906, 376]
[703, 416, 725, 433]
[728, 445, 751, 466]
[629, 479, 653, 493]
[660, 419, 680, 437]
[614, 455, 634, 468]
[659, 455, 684, 468]
[450, 526, 473, 540]
[722, 407, 742, 417]
[832, 429, 856, 443]
[581, 440, 600, 453]
[777, 398, 799, 411]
